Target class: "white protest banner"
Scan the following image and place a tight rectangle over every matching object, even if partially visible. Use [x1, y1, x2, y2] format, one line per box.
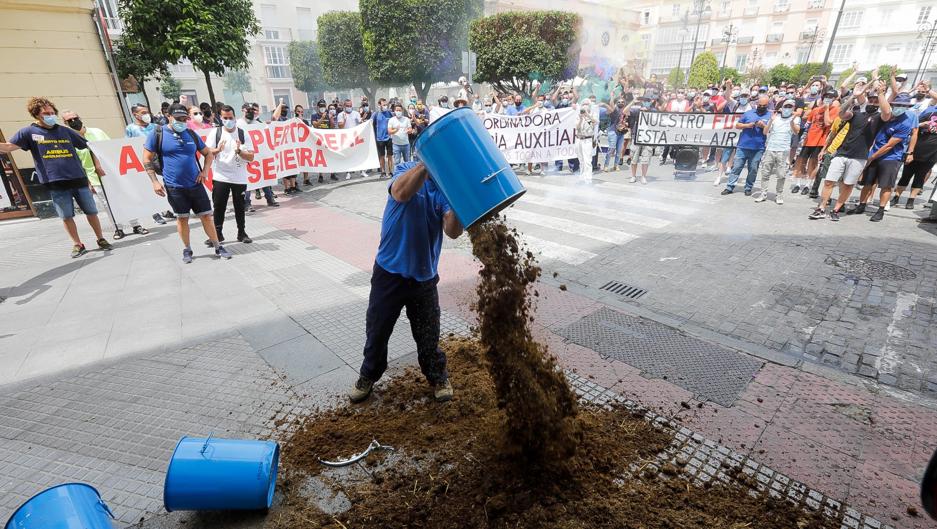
[481, 108, 577, 163]
[633, 111, 741, 148]
[89, 119, 380, 224]
[89, 136, 169, 225]
[239, 118, 379, 190]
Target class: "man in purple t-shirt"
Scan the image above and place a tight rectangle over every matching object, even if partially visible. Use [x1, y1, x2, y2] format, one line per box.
[0, 97, 112, 258]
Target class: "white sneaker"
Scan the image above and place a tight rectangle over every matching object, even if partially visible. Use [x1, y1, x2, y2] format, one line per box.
[754, 192, 767, 202]
[629, 176, 637, 183]
[775, 195, 784, 205]
[713, 175, 721, 186]
[360, 171, 368, 178]
[345, 174, 352, 180]
[884, 202, 891, 211]
[641, 176, 647, 185]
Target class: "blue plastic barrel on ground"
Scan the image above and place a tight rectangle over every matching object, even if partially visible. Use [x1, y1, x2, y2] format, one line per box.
[414, 107, 526, 229]
[5, 483, 115, 529]
[163, 436, 279, 512]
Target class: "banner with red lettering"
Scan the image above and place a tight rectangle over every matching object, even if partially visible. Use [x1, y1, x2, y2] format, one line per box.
[88, 119, 378, 224]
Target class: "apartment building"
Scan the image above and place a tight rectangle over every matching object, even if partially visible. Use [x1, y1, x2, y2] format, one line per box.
[98, 0, 356, 113]
[632, 0, 936, 82]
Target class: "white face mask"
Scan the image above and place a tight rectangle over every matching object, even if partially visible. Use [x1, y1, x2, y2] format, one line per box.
[193, 114, 203, 124]
[394, 110, 403, 118]
[140, 113, 152, 124]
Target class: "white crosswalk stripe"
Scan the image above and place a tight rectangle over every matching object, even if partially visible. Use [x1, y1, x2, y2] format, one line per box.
[521, 193, 670, 229]
[521, 180, 698, 215]
[518, 234, 597, 265]
[504, 208, 638, 245]
[594, 181, 718, 205]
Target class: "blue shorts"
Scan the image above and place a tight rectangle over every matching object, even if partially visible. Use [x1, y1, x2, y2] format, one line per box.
[50, 186, 98, 219]
[166, 185, 212, 218]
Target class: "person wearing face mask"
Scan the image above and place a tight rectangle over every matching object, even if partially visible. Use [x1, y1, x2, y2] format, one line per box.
[387, 103, 414, 165]
[753, 100, 801, 205]
[851, 93, 913, 221]
[373, 98, 394, 178]
[141, 103, 231, 262]
[205, 105, 254, 245]
[575, 103, 597, 184]
[721, 95, 770, 196]
[603, 98, 631, 172]
[359, 98, 372, 121]
[793, 90, 839, 194]
[894, 95, 937, 209]
[504, 94, 526, 116]
[64, 109, 149, 240]
[0, 98, 113, 257]
[429, 95, 452, 124]
[126, 104, 176, 226]
[187, 105, 213, 131]
[411, 102, 429, 158]
[628, 95, 656, 184]
[814, 81, 883, 220]
[199, 102, 217, 127]
[238, 103, 280, 210]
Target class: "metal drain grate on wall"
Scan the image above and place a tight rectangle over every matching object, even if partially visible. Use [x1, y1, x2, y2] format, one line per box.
[599, 281, 647, 300]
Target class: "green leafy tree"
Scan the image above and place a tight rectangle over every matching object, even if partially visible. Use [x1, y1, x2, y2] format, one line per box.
[789, 62, 832, 84]
[687, 51, 719, 88]
[667, 67, 685, 89]
[745, 65, 767, 85]
[360, 0, 475, 102]
[160, 75, 182, 101]
[224, 69, 252, 101]
[288, 41, 328, 101]
[469, 11, 581, 95]
[113, 37, 167, 109]
[767, 64, 794, 86]
[718, 66, 741, 85]
[118, 0, 260, 106]
[318, 12, 375, 100]
[874, 64, 898, 81]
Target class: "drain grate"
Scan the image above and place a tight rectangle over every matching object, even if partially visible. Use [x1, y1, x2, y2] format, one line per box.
[599, 281, 647, 300]
[824, 256, 917, 281]
[560, 307, 762, 406]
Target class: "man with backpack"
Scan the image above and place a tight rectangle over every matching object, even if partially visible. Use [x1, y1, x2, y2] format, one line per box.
[205, 105, 254, 245]
[143, 103, 232, 263]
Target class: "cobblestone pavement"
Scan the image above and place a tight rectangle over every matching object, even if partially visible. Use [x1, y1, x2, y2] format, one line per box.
[1, 171, 935, 528]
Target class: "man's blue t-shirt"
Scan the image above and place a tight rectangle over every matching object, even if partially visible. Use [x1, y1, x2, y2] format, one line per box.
[10, 123, 88, 185]
[144, 125, 206, 188]
[737, 109, 768, 151]
[505, 104, 526, 116]
[870, 113, 915, 162]
[125, 122, 155, 138]
[375, 161, 452, 282]
[374, 110, 392, 142]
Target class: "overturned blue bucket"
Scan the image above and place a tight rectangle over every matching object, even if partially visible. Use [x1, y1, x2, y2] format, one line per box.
[414, 107, 526, 229]
[163, 435, 279, 512]
[5, 483, 115, 529]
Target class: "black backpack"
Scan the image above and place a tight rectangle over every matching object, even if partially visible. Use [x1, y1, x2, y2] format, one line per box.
[153, 126, 205, 175]
[213, 125, 246, 148]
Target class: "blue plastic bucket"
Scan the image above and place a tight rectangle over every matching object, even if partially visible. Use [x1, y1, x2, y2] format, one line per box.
[414, 107, 526, 229]
[4, 483, 115, 529]
[163, 435, 279, 512]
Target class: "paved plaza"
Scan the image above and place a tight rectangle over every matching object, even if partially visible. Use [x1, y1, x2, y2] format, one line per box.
[1, 161, 936, 528]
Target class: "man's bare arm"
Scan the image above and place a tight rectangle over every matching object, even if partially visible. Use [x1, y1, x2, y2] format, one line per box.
[390, 162, 429, 203]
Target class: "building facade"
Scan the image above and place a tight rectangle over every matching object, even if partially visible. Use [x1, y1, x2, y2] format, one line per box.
[1, 0, 128, 219]
[632, 0, 936, 83]
[98, 0, 356, 115]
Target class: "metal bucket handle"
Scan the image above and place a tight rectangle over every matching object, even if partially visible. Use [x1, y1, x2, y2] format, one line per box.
[200, 432, 214, 455]
[98, 499, 115, 519]
[481, 166, 509, 184]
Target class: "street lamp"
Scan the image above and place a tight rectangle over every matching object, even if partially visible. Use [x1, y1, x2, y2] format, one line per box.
[677, 11, 690, 77]
[688, 0, 712, 77]
[721, 24, 738, 69]
[914, 19, 937, 85]
[804, 26, 826, 63]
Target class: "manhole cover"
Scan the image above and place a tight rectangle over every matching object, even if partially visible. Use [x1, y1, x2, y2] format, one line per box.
[824, 257, 917, 281]
[559, 307, 762, 406]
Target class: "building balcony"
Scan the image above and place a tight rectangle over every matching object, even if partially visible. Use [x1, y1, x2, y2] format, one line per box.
[265, 65, 292, 79]
[807, 0, 826, 8]
[259, 27, 292, 42]
[773, 4, 790, 13]
[766, 33, 784, 43]
[736, 36, 754, 45]
[742, 6, 759, 17]
[799, 30, 818, 41]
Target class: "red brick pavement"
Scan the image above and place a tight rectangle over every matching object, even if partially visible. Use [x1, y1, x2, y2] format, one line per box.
[260, 199, 936, 529]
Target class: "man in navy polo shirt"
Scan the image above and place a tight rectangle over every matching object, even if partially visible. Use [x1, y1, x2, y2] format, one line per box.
[0, 96, 113, 258]
[722, 94, 770, 196]
[857, 93, 913, 222]
[143, 103, 231, 263]
[373, 98, 394, 178]
[350, 161, 464, 404]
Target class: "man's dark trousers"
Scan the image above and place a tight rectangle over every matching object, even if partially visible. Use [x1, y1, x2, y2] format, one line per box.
[360, 263, 448, 384]
[212, 181, 247, 236]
